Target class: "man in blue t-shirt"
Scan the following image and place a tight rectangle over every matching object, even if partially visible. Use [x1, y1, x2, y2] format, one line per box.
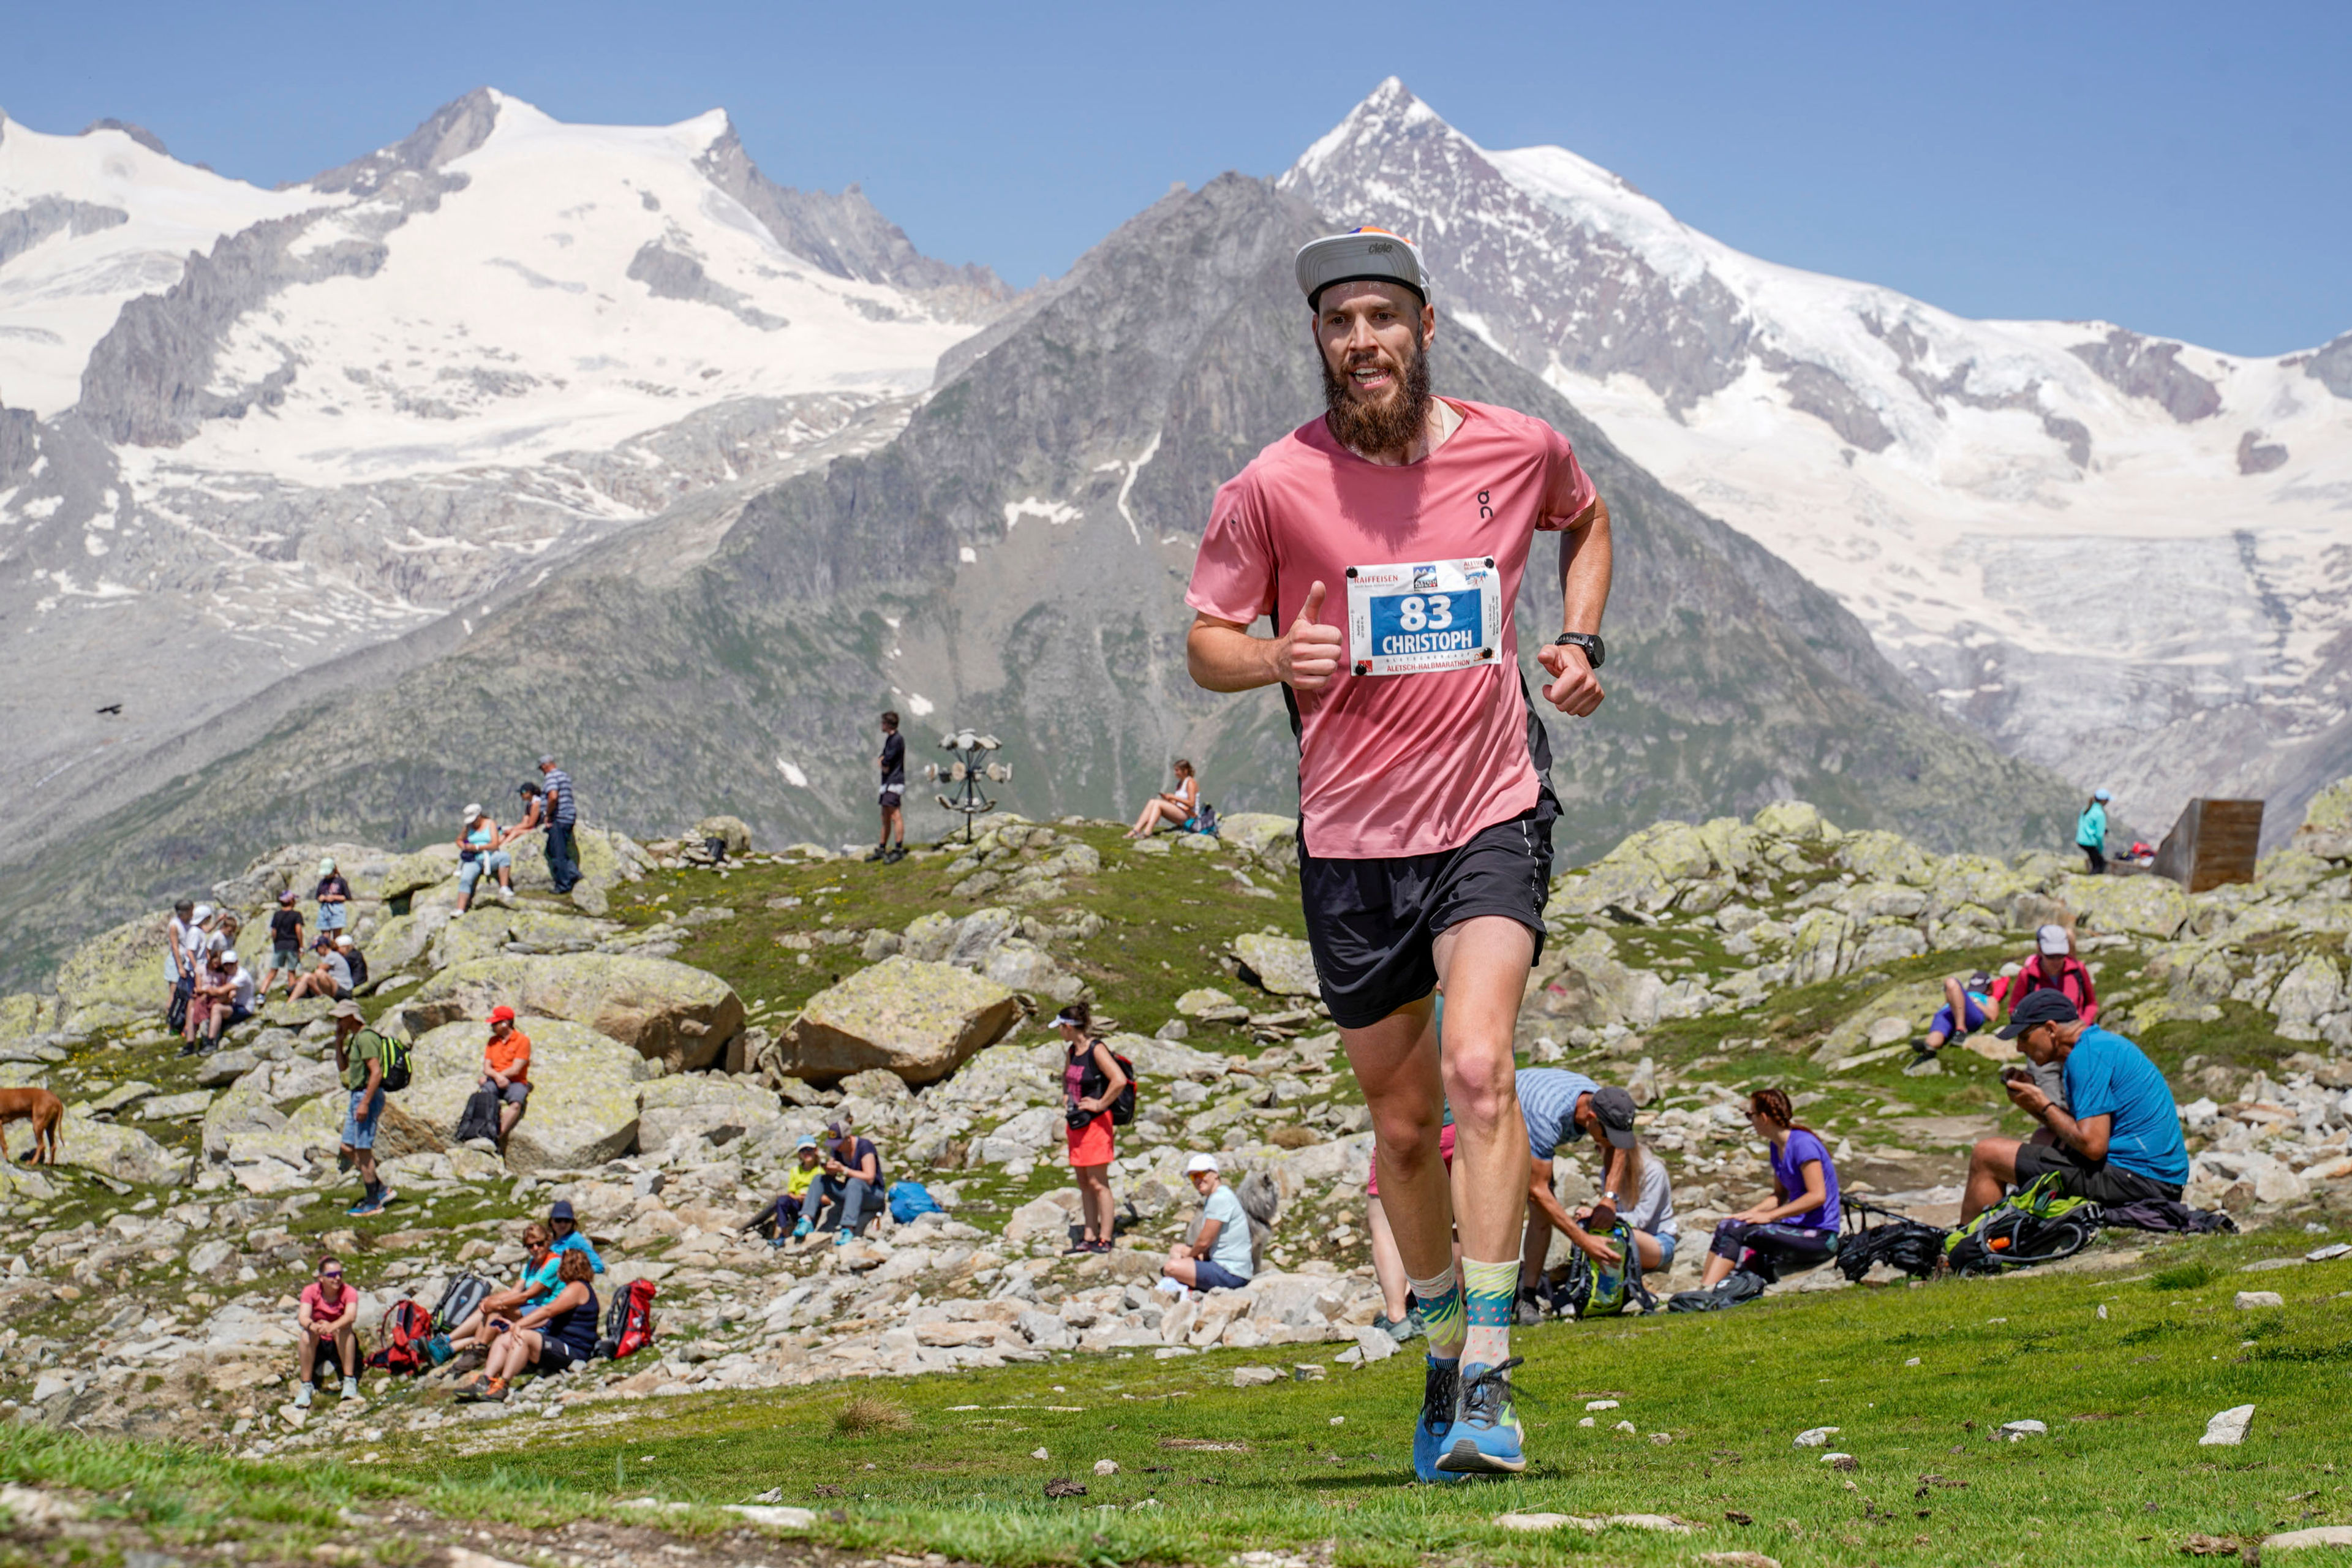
[1513, 1068, 1641, 1303]
[1961, 989, 2187, 1221]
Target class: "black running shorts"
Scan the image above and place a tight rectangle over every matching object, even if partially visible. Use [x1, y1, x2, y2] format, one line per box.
[2012, 1141, 2182, 1205]
[1298, 788, 1556, 1029]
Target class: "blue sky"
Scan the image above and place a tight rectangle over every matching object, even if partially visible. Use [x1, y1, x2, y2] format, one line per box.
[6, 1, 2345, 354]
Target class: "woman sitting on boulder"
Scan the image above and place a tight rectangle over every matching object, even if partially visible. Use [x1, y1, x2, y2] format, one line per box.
[1058, 1003, 1129, 1256]
[1693, 1088, 1841, 1295]
[461, 1248, 599, 1401]
[1125, 758, 1201, 839]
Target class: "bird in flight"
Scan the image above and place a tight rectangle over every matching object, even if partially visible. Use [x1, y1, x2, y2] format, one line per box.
[96, 704, 123, 716]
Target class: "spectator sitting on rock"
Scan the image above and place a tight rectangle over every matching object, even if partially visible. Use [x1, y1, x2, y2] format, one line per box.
[1124, 758, 1200, 839]
[442, 1223, 561, 1365]
[285, 933, 353, 1002]
[1961, 990, 2188, 1221]
[336, 933, 368, 993]
[293, 1254, 361, 1408]
[262, 891, 305, 997]
[478, 1006, 532, 1150]
[1917, 968, 2006, 1060]
[745, 1136, 826, 1243]
[1159, 1153, 1255, 1295]
[1694, 1088, 1841, 1295]
[1058, 1002, 1129, 1255]
[314, 857, 351, 938]
[813, 1123, 886, 1245]
[2013, 924, 2100, 1023]
[455, 804, 514, 913]
[1571, 1132, 1678, 1284]
[186, 950, 257, 1055]
[505, 783, 545, 850]
[546, 1198, 604, 1275]
[461, 1248, 598, 1403]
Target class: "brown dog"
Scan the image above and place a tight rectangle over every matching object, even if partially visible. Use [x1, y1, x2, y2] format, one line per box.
[0, 1087, 62, 1165]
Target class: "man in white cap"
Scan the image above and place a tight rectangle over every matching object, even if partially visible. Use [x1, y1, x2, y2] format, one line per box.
[1183, 226, 1613, 1478]
[1159, 1154, 1254, 1295]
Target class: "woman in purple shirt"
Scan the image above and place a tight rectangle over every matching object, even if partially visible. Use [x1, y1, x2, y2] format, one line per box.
[1697, 1087, 1841, 1288]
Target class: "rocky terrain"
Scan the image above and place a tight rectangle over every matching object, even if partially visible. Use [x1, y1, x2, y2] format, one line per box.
[4, 780, 2351, 1468]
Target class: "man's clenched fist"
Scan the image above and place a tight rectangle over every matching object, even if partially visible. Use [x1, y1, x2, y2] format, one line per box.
[1537, 639, 1605, 717]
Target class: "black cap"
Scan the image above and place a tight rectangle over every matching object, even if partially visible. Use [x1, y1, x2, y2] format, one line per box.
[548, 1199, 576, 1222]
[1997, 989, 2079, 1039]
[1587, 1085, 1640, 1149]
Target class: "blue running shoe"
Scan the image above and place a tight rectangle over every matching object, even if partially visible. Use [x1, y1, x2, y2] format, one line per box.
[1436, 1357, 1526, 1475]
[1412, 1355, 1464, 1483]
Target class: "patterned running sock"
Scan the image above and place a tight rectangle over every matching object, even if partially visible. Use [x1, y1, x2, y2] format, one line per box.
[1407, 1267, 1464, 1360]
[1461, 1257, 1519, 1371]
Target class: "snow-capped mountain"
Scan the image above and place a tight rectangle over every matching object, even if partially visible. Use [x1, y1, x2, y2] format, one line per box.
[0, 91, 1005, 851]
[1284, 80, 2352, 838]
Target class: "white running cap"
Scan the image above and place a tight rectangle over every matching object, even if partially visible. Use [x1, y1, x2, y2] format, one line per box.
[1183, 1153, 1219, 1175]
[192, 903, 214, 921]
[1295, 227, 1431, 311]
[2037, 923, 2070, 956]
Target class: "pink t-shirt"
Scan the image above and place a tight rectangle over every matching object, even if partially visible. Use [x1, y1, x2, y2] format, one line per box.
[299, 1282, 352, 1333]
[1187, 400, 1596, 858]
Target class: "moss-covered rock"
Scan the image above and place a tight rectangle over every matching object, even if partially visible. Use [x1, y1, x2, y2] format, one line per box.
[398, 952, 743, 1072]
[1230, 933, 1319, 998]
[58, 1109, 183, 1186]
[380, 1016, 650, 1171]
[786, 956, 1020, 1085]
[2062, 874, 2190, 940]
[54, 911, 173, 1032]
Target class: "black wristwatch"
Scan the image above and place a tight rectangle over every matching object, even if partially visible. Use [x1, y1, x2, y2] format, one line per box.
[1553, 631, 1605, 669]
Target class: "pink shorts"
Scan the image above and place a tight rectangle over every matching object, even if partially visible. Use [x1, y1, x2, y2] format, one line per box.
[1366, 1123, 1455, 1198]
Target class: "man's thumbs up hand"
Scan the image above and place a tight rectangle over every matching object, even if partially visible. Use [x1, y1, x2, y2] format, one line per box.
[1275, 581, 1344, 692]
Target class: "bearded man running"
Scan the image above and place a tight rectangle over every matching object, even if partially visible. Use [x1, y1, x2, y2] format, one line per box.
[1185, 228, 1612, 1479]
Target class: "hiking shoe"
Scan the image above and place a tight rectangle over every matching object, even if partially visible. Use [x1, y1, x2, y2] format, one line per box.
[1412, 1356, 1463, 1483]
[865, 846, 887, 863]
[481, 1377, 509, 1402]
[1436, 1357, 1526, 1475]
[1515, 1288, 1545, 1327]
[340, 1376, 360, 1400]
[346, 1196, 378, 1217]
[792, 1218, 812, 1240]
[293, 1382, 314, 1409]
[884, 846, 905, 864]
[835, 1229, 854, 1247]
[1063, 1240, 1094, 1255]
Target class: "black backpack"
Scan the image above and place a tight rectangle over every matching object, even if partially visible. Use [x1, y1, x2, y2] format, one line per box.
[1077, 1041, 1139, 1126]
[454, 1085, 502, 1145]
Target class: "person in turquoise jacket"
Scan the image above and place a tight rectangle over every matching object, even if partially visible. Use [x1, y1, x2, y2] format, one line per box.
[2076, 788, 2110, 875]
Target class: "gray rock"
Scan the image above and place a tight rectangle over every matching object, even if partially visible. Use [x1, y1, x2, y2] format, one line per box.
[788, 957, 1020, 1086]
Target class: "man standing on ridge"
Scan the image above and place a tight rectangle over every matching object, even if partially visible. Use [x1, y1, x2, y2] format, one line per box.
[1184, 226, 1613, 1479]
[537, 755, 580, 894]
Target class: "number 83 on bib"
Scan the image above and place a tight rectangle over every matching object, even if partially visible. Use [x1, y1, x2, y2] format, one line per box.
[1344, 558, 1501, 677]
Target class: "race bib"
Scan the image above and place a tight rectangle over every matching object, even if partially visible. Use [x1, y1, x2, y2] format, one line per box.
[1344, 558, 1502, 677]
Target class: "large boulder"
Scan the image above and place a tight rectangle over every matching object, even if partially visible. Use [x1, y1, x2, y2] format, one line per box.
[1835, 830, 1936, 888]
[1231, 933, 1320, 998]
[58, 1110, 182, 1186]
[399, 953, 744, 1072]
[638, 1072, 785, 1150]
[1537, 929, 1660, 1028]
[2293, 776, 2352, 861]
[2062, 875, 2190, 941]
[693, 815, 753, 856]
[1221, 813, 1299, 870]
[984, 939, 1085, 1005]
[381, 1017, 650, 1172]
[429, 907, 620, 971]
[54, 913, 174, 1033]
[2269, 955, 2344, 1041]
[786, 957, 1020, 1085]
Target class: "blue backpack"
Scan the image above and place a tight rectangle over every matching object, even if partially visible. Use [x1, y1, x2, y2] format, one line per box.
[888, 1181, 940, 1224]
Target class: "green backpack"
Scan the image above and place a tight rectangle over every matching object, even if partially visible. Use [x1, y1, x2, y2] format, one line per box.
[1557, 1220, 1638, 1319]
[1944, 1173, 2100, 1275]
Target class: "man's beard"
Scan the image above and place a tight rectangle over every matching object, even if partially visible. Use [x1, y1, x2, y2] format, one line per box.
[1322, 337, 1433, 458]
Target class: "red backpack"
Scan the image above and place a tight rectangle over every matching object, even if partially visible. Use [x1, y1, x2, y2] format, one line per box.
[598, 1278, 658, 1360]
[368, 1299, 434, 1376]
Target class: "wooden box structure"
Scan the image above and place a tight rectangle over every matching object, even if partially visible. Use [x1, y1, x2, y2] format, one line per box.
[2150, 799, 2264, 892]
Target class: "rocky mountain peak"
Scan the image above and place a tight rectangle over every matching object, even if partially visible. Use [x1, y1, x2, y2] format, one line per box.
[305, 85, 501, 195]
